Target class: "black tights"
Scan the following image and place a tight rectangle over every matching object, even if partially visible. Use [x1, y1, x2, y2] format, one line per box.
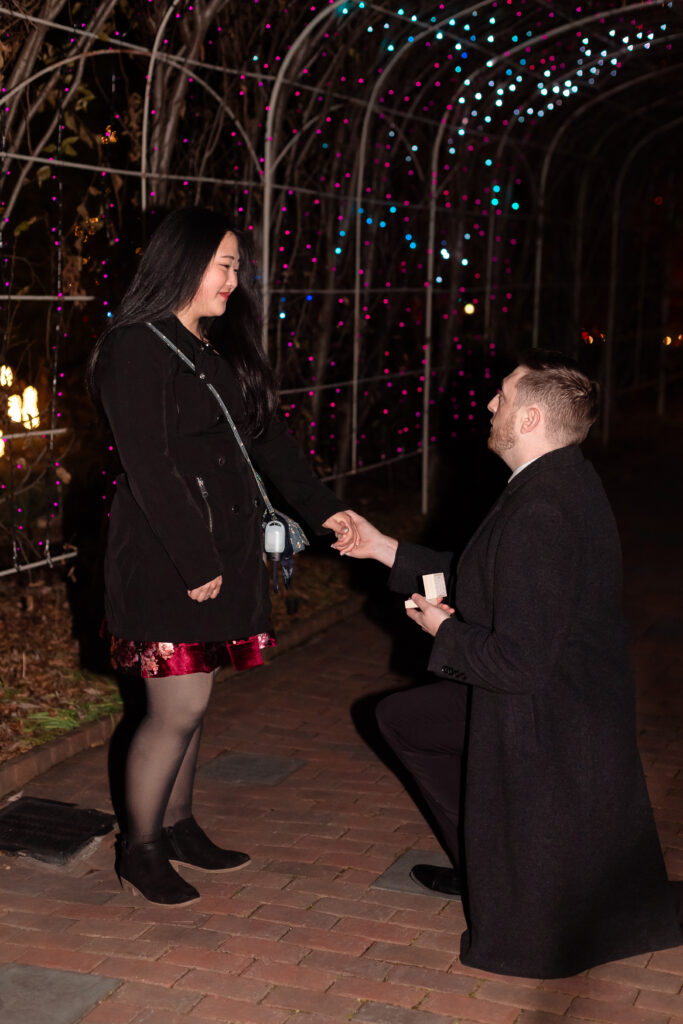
[125, 671, 214, 848]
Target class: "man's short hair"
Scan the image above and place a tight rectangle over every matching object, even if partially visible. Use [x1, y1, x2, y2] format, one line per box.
[514, 349, 599, 445]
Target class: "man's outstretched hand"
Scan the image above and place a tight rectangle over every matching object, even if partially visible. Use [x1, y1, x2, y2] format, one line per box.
[327, 512, 454, 631]
[331, 510, 399, 567]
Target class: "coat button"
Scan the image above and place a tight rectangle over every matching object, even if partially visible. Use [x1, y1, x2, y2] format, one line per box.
[217, 455, 226, 467]
[231, 503, 240, 513]
[253, 497, 259, 509]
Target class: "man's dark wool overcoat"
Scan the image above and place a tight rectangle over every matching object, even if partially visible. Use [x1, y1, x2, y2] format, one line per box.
[389, 444, 680, 978]
[96, 316, 343, 641]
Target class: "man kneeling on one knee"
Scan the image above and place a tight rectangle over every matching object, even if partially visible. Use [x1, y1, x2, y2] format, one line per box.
[337, 349, 681, 980]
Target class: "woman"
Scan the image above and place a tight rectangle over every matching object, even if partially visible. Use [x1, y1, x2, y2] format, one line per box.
[89, 208, 357, 906]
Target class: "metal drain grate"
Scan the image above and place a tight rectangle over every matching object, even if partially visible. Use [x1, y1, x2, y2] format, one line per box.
[198, 752, 306, 786]
[0, 797, 116, 865]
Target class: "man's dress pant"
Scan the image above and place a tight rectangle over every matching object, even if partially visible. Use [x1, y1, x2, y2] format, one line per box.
[376, 680, 468, 875]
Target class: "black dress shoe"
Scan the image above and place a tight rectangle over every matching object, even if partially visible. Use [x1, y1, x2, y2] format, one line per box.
[115, 835, 201, 906]
[410, 863, 463, 900]
[163, 816, 251, 873]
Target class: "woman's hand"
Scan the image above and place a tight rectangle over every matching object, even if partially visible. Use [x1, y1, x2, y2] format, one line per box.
[188, 575, 223, 602]
[334, 510, 399, 566]
[322, 510, 360, 554]
[405, 594, 455, 636]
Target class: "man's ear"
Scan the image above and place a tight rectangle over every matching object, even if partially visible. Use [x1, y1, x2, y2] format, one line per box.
[519, 405, 541, 434]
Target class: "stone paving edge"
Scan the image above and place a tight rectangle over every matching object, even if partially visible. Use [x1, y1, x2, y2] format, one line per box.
[0, 594, 366, 802]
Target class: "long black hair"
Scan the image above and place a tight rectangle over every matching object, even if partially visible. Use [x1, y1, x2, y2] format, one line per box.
[87, 207, 278, 436]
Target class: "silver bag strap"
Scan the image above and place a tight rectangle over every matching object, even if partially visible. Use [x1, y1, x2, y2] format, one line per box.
[144, 321, 276, 516]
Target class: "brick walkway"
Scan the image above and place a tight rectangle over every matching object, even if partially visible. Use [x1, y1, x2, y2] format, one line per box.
[1, 426, 683, 1024]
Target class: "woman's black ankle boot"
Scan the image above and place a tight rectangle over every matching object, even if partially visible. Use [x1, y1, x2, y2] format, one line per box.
[163, 816, 250, 872]
[115, 834, 201, 905]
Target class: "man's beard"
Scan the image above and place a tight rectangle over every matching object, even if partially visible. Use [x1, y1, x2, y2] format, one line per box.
[487, 419, 516, 454]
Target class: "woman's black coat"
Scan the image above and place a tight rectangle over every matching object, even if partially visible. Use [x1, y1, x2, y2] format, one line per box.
[95, 317, 344, 641]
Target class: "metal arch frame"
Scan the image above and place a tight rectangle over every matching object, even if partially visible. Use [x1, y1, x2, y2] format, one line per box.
[0, 2, 465, 132]
[0, 0, 120, 228]
[570, 87, 683, 367]
[260, 0, 497, 505]
[138, 54, 263, 197]
[260, 0, 678, 509]
[489, 66, 683, 445]
[530, 49, 683, 348]
[140, 0, 183, 213]
[602, 115, 683, 444]
[1, 48, 263, 224]
[428, 3, 679, 331]
[424, 8, 669, 304]
[1, 49, 138, 106]
[520, 63, 683, 436]
[486, 52, 682, 349]
[416, 3, 672, 508]
[261, 0, 352, 354]
[0, 2, 287, 94]
[350, 2, 498, 507]
[417, 3, 672, 349]
[1, 1, 477, 217]
[139, 0, 246, 212]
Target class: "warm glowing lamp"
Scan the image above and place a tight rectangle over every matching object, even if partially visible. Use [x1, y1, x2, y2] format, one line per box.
[7, 387, 40, 429]
[21, 386, 40, 429]
[8, 394, 22, 423]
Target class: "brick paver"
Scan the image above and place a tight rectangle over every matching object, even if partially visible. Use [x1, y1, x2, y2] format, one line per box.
[1, 427, 683, 1023]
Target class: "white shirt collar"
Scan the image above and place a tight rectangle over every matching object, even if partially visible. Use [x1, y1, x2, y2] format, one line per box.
[508, 455, 542, 482]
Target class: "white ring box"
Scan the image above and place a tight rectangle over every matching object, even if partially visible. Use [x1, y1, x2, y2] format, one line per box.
[405, 572, 447, 609]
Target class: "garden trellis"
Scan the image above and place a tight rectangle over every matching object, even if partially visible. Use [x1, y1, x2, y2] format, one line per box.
[1, 0, 682, 572]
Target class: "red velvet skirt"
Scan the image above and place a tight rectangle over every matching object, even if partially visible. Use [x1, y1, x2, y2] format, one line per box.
[108, 632, 276, 678]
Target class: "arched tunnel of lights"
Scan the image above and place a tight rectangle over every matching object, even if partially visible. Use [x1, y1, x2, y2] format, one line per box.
[1, 0, 682, 573]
